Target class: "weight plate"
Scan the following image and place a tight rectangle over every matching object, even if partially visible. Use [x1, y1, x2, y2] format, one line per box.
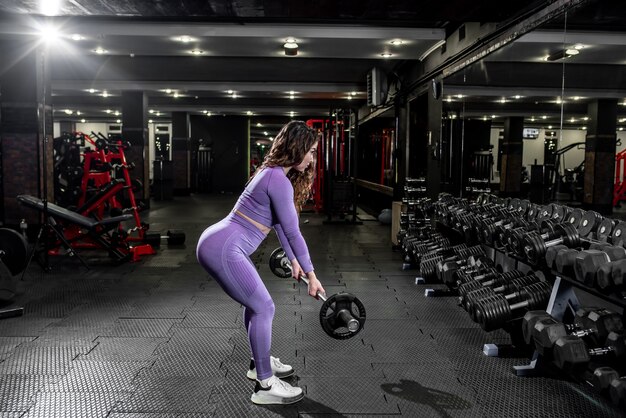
[269, 247, 292, 278]
[518, 200, 530, 216]
[319, 292, 366, 340]
[611, 221, 626, 246]
[0, 228, 28, 276]
[550, 204, 566, 222]
[597, 218, 615, 242]
[578, 210, 602, 237]
[537, 205, 553, 221]
[566, 208, 585, 230]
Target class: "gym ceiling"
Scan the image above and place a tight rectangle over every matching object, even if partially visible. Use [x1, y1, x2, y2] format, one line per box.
[0, 0, 625, 132]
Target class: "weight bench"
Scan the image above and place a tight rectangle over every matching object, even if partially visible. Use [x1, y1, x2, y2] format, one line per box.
[17, 194, 135, 265]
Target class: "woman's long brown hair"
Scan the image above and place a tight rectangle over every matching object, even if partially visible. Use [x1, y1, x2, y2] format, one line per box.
[251, 120, 318, 211]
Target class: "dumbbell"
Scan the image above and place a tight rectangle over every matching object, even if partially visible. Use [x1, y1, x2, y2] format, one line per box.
[530, 308, 623, 356]
[473, 281, 553, 331]
[457, 270, 526, 307]
[574, 246, 626, 287]
[590, 367, 626, 407]
[523, 222, 581, 266]
[545, 244, 568, 270]
[553, 331, 626, 372]
[435, 250, 488, 284]
[596, 259, 626, 293]
[463, 274, 541, 321]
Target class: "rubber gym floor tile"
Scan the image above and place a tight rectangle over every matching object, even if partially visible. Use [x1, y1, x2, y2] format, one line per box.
[22, 392, 129, 418]
[108, 414, 213, 418]
[0, 337, 36, 361]
[425, 327, 511, 348]
[0, 316, 58, 337]
[338, 272, 384, 281]
[300, 359, 383, 378]
[177, 310, 239, 328]
[0, 346, 88, 375]
[378, 367, 481, 418]
[370, 340, 443, 363]
[43, 360, 144, 393]
[209, 393, 299, 417]
[146, 357, 225, 378]
[299, 377, 400, 415]
[358, 319, 430, 342]
[122, 305, 188, 319]
[114, 377, 216, 414]
[0, 375, 59, 412]
[81, 337, 166, 362]
[103, 318, 182, 338]
[471, 374, 625, 418]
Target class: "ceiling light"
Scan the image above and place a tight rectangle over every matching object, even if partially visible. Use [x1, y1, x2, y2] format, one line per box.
[620, 127, 624, 131]
[76, 111, 81, 116]
[64, 109, 73, 115]
[583, 116, 589, 121]
[389, 39, 404, 45]
[530, 117, 536, 122]
[556, 97, 563, 104]
[231, 93, 238, 99]
[165, 89, 172, 94]
[256, 123, 262, 127]
[499, 98, 506, 104]
[380, 52, 393, 58]
[149, 119, 153, 123]
[347, 96, 352, 100]
[105, 109, 112, 114]
[190, 49, 204, 55]
[156, 112, 161, 116]
[514, 95, 521, 99]
[94, 47, 108, 55]
[246, 111, 253, 116]
[574, 44, 585, 50]
[570, 118, 576, 123]
[227, 90, 233, 94]
[545, 48, 579, 61]
[351, 91, 357, 96]
[102, 91, 109, 98]
[176, 36, 193, 43]
[149, 109, 154, 114]
[173, 92, 179, 98]
[206, 112, 212, 116]
[39, 24, 60, 44]
[88, 88, 96, 94]
[80, 119, 86, 123]
[71, 34, 84, 41]
[263, 131, 268, 136]
[289, 111, 295, 117]
[548, 125, 553, 129]
[542, 115, 547, 119]
[457, 94, 464, 99]
[620, 118, 626, 123]
[269, 137, 274, 141]
[116, 119, 121, 124]
[582, 126, 587, 130]
[491, 115, 497, 119]
[114, 111, 120, 116]
[284, 38, 298, 56]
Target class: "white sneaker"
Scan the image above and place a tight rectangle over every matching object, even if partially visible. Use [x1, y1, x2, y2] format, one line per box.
[246, 356, 294, 380]
[250, 375, 304, 405]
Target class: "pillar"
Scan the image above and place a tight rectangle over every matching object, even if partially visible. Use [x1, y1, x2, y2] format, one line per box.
[121, 91, 149, 206]
[172, 111, 191, 195]
[0, 42, 52, 226]
[583, 99, 617, 215]
[499, 116, 524, 196]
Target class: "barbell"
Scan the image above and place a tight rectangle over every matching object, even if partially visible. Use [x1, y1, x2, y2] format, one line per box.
[268, 247, 366, 340]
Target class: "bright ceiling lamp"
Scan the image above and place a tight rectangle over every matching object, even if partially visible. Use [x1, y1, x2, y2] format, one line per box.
[284, 38, 298, 56]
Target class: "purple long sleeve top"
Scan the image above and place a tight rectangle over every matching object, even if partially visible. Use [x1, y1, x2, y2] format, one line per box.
[233, 166, 314, 273]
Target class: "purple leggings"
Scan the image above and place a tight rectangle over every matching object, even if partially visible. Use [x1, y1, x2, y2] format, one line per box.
[196, 213, 274, 380]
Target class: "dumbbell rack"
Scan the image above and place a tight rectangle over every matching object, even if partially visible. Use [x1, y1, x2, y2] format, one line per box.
[509, 271, 626, 376]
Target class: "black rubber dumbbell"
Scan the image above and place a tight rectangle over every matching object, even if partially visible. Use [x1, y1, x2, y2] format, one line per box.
[523, 222, 581, 266]
[473, 281, 553, 332]
[596, 258, 626, 293]
[574, 246, 626, 287]
[552, 331, 626, 372]
[531, 308, 623, 356]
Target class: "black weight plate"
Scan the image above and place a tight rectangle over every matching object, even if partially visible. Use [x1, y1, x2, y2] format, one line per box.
[166, 229, 186, 245]
[611, 221, 626, 246]
[269, 247, 292, 278]
[550, 204, 566, 222]
[518, 200, 530, 216]
[0, 228, 28, 276]
[566, 208, 585, 230]
[510, 198, 520, 211]
[578, 210, 602, 237]
[537, 205, 553, 221]
[597, 218, 615, 242]
[319, 292, 366, 340]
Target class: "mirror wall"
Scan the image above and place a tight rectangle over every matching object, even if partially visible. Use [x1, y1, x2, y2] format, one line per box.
[441, 6, 626, 206]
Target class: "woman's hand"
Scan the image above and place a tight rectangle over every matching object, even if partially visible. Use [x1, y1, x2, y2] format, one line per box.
[305, 272, 325, 299]
[290, 259, 305, 280]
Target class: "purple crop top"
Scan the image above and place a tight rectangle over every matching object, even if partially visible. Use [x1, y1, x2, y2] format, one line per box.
[233, 166, 314, 273]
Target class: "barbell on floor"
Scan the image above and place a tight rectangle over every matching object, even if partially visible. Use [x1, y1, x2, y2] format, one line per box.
[268, 247, 366, 340]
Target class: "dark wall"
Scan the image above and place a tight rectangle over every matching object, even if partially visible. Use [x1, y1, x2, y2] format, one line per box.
[190, 115, 249, 193]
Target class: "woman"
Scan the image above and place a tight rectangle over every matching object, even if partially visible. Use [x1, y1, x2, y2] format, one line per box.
[196, 120, 325, 405]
